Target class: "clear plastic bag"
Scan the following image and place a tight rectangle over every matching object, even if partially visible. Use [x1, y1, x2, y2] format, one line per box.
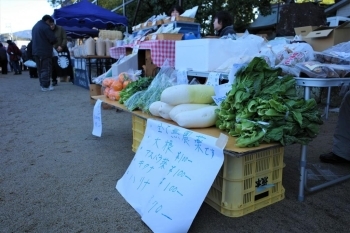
[296, 61, 339, 78]
[138, 67, 176, 113]
[124, 90, 146, 111]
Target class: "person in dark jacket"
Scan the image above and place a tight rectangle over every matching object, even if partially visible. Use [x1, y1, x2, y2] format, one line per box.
[26, 41, 38, 78]
[213, 11, 236, 37]
[31, 15, 57, 91]
[0, 43, 8, 74]
[319, 91, 350, 163]
[6, 40, 22, 75]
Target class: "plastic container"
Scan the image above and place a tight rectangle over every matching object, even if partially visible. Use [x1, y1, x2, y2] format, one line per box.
[165, 21, 201, 39]
[205, 147, 285, 217]
[130, 114, 285, 217]
[132, 115, 147, 152]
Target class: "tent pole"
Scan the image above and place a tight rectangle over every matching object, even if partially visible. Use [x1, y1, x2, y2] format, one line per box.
[132, 0, 142, 26]
[123, 0, 125, 16]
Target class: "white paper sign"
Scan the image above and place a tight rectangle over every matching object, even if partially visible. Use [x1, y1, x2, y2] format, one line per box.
[92, 99, 102, 137]
[205, 72, 220, 86]
[132, 45, 140, 54]
[212, 83, 232, 106]
[116, 119, 224, 233]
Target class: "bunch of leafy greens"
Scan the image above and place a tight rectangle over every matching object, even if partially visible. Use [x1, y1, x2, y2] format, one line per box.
[124, 66, 175, 112]
[119, 77, 153, 104]
[216, 57, 323, 148]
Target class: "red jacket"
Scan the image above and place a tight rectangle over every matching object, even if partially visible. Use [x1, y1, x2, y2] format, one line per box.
[7, 43, 22, 61]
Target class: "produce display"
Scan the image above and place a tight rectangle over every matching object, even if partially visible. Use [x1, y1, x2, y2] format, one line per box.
[102, 72, 131, 101]
[216, 57, 323, 147]
[149, 84, 218, 128]
[95, 55, 327, 147]
[119, 76, 153, 104]
[124, 66, 176, 112]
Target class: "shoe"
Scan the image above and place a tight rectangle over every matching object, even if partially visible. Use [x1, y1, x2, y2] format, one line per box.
[14, 72, 19, 75]
[319, 152, 350, 164]
[41, 85, 54, 92]
[52, 80, 58, 86]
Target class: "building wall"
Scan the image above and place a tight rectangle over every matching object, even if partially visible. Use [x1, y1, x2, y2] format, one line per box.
[337, 4, 350, 17]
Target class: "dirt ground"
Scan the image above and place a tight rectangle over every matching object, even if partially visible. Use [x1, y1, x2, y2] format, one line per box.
[1, 71, 350, 233]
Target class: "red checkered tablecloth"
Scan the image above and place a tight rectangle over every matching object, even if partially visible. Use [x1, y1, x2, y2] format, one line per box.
[109, 40, 176, 68]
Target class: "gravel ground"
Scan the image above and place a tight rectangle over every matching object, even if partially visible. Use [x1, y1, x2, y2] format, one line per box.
[1, 71, 350, 233]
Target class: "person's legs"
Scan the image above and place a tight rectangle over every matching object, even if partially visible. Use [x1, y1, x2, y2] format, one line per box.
[29, 67, 35, 78]
[52, 56, 58, 86]
[320, 91, 350, 163]
[332, 91, 350, 160]
[34, 56, 52, 88]
[1, 60, 8, 74]
[12, 60, 21, 74]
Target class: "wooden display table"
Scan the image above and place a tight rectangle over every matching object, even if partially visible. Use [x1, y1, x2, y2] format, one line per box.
[91, 95, 280, 156]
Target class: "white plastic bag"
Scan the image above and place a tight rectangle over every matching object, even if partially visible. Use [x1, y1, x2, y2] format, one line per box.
[24, 60, 36, 68]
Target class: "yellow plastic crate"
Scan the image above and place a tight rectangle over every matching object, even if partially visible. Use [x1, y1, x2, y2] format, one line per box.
[132, 115, 147, 153]
[205, 147, 285, 217]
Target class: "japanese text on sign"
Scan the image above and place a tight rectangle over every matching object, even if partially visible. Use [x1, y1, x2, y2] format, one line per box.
[116, 119, 224, 233]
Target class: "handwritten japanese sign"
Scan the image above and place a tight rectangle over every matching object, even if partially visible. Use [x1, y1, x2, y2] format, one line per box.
[116, 119, 224, 233]
[205, 72, 220, 86]
[92, 99, 102, 137]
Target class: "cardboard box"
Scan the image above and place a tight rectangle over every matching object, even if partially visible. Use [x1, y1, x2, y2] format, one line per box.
[147, 33, 183, 41]
[89, 84, 102, 104]
[304, 22, 350, 51]
[294, 26, 318, 45]
[294, 26, 318, 37]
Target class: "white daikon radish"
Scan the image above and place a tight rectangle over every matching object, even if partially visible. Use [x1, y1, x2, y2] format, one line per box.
[158, 102, 175, 120]
[161, 84, 215, 105]
[173, 106, 219, 128]
[149, 101, 163, 117]
[169, 103, 211, 121]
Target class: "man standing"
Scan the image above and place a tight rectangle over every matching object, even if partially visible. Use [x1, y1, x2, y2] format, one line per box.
[32, 15, 57, 91]
[6, 40, 22, 75]
[50, 23, 67, 86]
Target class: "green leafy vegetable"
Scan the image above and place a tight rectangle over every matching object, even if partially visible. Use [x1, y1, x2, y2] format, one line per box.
[216, 57, 323, 147]
[119, 77, 153, 104]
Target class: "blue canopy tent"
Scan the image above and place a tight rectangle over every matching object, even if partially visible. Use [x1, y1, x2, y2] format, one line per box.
[63, 26, 99, 38]
[53, 0, 128, 29]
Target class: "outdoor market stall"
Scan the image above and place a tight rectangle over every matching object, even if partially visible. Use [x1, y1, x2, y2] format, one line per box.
[86, 9, 350, 231]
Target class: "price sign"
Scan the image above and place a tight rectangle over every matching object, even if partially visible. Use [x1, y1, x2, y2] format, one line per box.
[92, 99, 102, 137]
[132, 45, 140, 54]
[205, 72, 220, 86]
[116, 119, 224, 233]
[212, 83, 232, 106]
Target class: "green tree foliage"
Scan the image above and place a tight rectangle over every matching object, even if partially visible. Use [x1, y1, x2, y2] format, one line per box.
[117, 0, 272, 34]
[54, 0, 338, 35]
[48, 0, 75, 7]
